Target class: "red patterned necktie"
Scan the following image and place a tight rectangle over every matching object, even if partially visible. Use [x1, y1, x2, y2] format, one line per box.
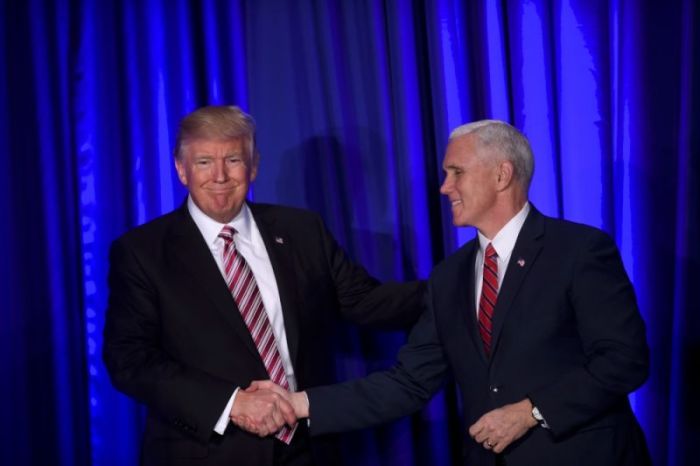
[478, 243, 499, 357]
[219, 226, 297, 444]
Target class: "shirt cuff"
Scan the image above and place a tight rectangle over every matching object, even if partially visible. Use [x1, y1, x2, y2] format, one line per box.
[303, 391, 311, 427]
[214, 388, 238, 435]
[532, 404, 550, 429]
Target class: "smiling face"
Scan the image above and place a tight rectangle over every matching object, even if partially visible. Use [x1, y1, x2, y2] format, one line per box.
[175, 137, 257, 223]
[440, 134, 501, 230]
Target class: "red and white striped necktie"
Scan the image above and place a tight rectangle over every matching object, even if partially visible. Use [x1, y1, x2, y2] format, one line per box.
[219, 226, 297, 444]
[478, 243, 499, 357]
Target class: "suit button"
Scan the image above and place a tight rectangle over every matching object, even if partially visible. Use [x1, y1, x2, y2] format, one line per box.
[490, 385, 499, 393]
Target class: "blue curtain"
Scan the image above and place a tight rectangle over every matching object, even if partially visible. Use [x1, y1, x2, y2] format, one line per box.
[1, 1, 697, 465]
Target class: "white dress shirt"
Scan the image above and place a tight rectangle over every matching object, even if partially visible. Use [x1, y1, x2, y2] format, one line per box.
[187, 197, 296, 434]
[474, 202, 530, 313]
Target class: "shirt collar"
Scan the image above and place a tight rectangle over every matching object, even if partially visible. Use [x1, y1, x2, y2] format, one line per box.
[187, 196, 253, 247]
[477, 202, 531, 258]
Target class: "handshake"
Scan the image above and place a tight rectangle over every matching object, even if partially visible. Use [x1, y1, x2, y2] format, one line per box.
[228, 380, 310, 437]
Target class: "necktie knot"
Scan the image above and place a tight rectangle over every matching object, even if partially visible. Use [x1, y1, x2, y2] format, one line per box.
[485, 243, 497, 259]
[218, 226, 236, 243]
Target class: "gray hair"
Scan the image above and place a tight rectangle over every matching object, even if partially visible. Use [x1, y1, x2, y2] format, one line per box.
[174, 105, 259, 164]
[450, 120, 534, 190]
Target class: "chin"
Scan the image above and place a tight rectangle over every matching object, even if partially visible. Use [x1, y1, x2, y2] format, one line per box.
[451, 216, 469, 227]
[204, 209, 234, 223]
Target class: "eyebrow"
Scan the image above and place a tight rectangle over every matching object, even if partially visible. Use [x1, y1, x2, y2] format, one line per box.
[193, 152, 244, 158]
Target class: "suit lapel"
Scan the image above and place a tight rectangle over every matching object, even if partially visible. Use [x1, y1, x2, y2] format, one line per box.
[167, 205, 261, 361]
[489, 208, 545, 358]
[249, 204, 302, 368]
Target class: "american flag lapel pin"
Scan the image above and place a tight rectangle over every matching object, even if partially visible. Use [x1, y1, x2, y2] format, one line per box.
[275, 236, 284, 244]
[517, 258, 525, 267]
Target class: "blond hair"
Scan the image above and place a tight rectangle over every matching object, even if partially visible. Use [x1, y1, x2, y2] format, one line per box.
[174, 105, 259, 164]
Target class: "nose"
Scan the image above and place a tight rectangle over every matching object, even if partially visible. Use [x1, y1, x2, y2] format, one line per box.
[213, 158, 227, 182]
[439, 176, 450, 195]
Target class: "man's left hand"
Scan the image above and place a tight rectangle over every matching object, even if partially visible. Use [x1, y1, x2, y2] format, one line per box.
[468, 398, 538, 453]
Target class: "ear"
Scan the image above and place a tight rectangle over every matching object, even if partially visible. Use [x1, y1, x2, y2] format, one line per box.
[174, 157, 188, 186]
[496, 161, 514, 190]
[250, 163, 258, 182]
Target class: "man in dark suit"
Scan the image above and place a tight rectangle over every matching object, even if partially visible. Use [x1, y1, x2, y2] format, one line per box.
[102, 105, 423, 466]
[254, 120, 651, 465]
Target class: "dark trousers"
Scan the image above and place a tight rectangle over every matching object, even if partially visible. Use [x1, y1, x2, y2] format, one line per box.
[273, 423, 314, 466]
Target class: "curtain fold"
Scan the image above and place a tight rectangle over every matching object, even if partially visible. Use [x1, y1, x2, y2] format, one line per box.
[1, 1, 697, 465]
[1, 1, 89, 465]
[669, 2, 699, 464]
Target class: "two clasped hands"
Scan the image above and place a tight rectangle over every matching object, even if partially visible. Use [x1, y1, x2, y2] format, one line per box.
[229, 380, 538, 454]
[228, 381, 308, 437]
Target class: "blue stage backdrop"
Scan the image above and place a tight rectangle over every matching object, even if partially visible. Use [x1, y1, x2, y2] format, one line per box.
[1, 1, 698, 465]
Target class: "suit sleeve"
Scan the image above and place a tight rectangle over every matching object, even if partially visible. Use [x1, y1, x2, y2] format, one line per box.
[528, 230, 649, 438]
[103, 239, 235, 443]
[306, 290, 448, 434]
[315, 215, 425, 329]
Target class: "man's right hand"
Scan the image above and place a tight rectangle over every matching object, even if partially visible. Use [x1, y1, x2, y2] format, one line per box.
[229, 387, 297, 437]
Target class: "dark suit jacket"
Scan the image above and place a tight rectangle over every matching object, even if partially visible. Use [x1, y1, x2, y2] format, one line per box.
[308, 207, 651, 466]
[103, 202, 423, 466]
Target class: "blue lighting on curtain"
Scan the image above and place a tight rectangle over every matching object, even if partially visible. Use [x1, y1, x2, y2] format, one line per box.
[385, 0, 433, 280]
[202, 0, 223, 103]
[513, 1, 560, 218]
[608, 12, 642, 427]
[436, 0, 468, 132]
[484, 0, 510, 121]
[29, 0, 82, 463]
[156, 73, 175, 212]
[555, 0, 606, 227]
[667, 1, 695, 464]
[2, 1, 697, 465]
[145, 1, 176, 213]
[432, 0, 476, 248]
[123, 0, 148, 225]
